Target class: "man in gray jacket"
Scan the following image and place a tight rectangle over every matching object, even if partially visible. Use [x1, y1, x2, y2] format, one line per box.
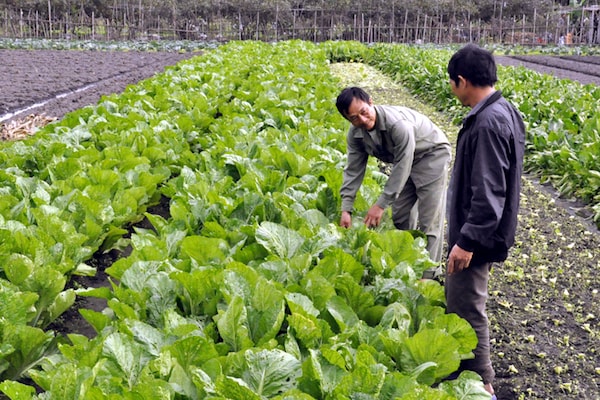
[446, 44, 525, 399]
[336, 87, 451, 269]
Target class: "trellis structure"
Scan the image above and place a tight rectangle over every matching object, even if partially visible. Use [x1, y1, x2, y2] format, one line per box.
[1, 4, 598, 46]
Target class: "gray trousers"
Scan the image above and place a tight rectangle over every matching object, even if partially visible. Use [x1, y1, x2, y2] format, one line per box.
[445, 261, 495, 384]
[392, 171, 448, 263]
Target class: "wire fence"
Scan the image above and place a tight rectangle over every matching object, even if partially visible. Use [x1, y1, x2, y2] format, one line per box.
[1, 6, 599, 46]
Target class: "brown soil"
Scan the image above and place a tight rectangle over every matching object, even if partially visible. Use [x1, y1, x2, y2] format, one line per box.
[495, 54, 600, 86]
[0, 49, 198, 124]
[2, 48, 599, 400]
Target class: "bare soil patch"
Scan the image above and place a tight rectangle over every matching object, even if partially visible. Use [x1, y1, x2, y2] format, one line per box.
[508, 54, 600, 78]
[495, 54, 600, 86]
[2, 49, 599, 400]
[0, 49, 198, 124]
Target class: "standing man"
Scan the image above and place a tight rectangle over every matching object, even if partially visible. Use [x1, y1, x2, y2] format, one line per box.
[336, 87, 451, 273]
[445, 44, 525, 398]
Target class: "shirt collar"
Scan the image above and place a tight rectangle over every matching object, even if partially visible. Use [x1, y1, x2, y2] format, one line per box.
[372, 105, 386, 132]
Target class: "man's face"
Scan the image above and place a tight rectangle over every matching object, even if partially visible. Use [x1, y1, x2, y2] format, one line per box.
[450, 77, 468, 106]
[345, 98, 376, 131]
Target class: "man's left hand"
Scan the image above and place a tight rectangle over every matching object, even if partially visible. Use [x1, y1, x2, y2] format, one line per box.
[447, 244, 473, 275]
[364, 205, 384, 228]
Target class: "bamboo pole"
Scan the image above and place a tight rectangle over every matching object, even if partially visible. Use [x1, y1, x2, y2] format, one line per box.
[314, 9, 317, 42]
[521, 14, 526, 45]
[596, 9, 600, 44]
[533, 8, 537, 43]
[391, 3, 395, 42]
[545, 12, 549, 44]
[47, 0, 52, 38]
[415, 12, 420, 42]
[402, 9, 408, 42]
[512, 16, 516, 44]
[292, 9, 296, 39]
[579, 8, 585, 44]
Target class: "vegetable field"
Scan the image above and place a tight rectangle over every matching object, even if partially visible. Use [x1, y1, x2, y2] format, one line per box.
[0, 41, 599, 399]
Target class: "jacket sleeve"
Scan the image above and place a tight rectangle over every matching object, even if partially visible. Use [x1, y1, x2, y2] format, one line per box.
[340, 134, 368, 212]
[375, 120, 415, 209]
[457, 124, 512, 251]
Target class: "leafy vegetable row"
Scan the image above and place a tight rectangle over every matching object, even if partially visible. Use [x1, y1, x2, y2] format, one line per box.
[0, 41, 490, 399]
[0, 37, 216, 52]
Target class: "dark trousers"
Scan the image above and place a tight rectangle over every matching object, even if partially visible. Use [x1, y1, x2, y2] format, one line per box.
[445, 261, 495, 384]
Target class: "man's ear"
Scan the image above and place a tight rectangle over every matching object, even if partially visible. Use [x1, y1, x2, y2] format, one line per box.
[456, 75, 467, 88]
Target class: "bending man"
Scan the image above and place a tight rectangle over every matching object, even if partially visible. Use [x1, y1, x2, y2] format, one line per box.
[336, 87, 451, 271]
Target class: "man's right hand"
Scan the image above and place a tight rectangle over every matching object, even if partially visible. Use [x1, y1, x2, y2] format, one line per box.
[340, 211, 352, 228]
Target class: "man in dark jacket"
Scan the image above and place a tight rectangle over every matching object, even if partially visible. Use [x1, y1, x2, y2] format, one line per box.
[445, 44, 525, 398]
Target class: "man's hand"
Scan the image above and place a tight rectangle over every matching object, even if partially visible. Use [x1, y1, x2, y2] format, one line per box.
[446, 244, 473, 275]
[364, 205, 384, 228]
[340, 211, 352, 228]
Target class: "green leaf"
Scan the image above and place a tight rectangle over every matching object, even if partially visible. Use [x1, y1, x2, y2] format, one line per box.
[399, 329, 462, 384]
[126, 320, 167, 357]
[255, 221, 305, 259]
[420, 313, 478, 358]
[249, 280, 286, 345]
[379, 371, 420, 400]
[299, 349, 347, 398]
[0, 282, 38, 326]
[46, 289, 76, 326]
[286, 313, 322, 350]
[334, 274, 374, 318]
[316, 248, 364, 282]
[285, 292, 320, 318]
[325, 296, 359, 332]
[333, 348, 386, 397]
[180, 235, 228, 266]
[380, 302, 412, 333]
[301, 270, 337, 312]
[102, 332, 151, 389]
[241, 349, 302, 397]
[0, 324, 57, 381]
[315, 186, 338, 219]
[215, 296, 254, 352]
[438, 370, 491, 399]
[216, 375, 263, 400]
[171, 267, 222, 317]
[4, 254, 34, 285]
[0, 380, 37, 399]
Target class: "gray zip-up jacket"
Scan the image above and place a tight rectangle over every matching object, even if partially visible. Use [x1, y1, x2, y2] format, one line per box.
[447, 90, 525, 264]
[340, 105, 451, 212]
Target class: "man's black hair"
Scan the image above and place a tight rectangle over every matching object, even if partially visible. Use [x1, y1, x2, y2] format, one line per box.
[336, 87, 371, 117]
[447, 44, 497, 87]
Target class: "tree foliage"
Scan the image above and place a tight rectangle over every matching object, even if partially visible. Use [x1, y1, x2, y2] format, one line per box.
[0, 0, 575, 21]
